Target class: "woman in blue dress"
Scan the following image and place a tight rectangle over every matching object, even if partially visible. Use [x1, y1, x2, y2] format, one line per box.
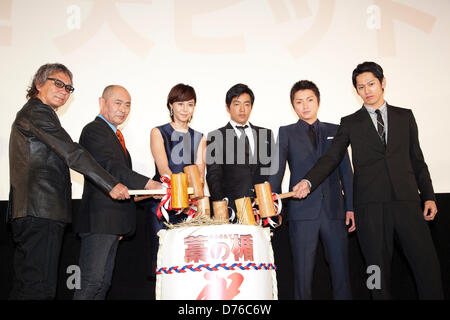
[146, 83, 206, 278]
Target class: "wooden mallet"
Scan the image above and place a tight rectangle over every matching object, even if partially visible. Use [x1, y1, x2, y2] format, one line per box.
[235, 197, 257, 225]
[254, 182, 294, 218]
[132, 165, 204, 209]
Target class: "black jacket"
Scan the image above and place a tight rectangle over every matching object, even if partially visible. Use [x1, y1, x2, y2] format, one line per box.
[73, 117, 149, 235]
[8, 98, 118, 223]
[304, 104, 435, 206]
[206, 122, 274, 211]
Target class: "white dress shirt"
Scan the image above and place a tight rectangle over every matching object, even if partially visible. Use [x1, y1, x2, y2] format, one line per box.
[229, 119, 255, 155]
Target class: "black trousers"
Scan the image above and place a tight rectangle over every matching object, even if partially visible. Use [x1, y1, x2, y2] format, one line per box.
[9, 216, 66, 300]
[355, 201, 443, 299]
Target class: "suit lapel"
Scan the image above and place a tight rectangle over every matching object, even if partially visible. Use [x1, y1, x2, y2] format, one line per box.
[318, 121, 329, 155]
[296, 120, 316, 155]
[95, 117, 131, 166]
[358, 106, 386, 151]
[249, 123, 262, 171]
[223, 122, 238, 165]
[250, 123, 257, 157]
[386, 104, 397, 152]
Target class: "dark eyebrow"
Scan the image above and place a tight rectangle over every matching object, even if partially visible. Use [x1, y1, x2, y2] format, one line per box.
[295, 96, 314, 101]
[51, 77, 72, 85]
[358, 78, 376, 87]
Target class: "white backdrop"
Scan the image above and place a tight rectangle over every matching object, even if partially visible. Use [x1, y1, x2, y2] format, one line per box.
[1, 0, 449, 200]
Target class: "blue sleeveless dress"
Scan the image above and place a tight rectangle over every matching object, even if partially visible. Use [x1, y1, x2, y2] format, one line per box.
[146, 123, 203, 277]
[152, 123, 203, 182]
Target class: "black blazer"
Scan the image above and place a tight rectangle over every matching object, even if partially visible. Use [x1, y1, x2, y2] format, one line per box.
[8, 98, 118, 223]
[304, 104, 435, 207]
[74, 117, 149, 235]
[206, 122, 274, 211]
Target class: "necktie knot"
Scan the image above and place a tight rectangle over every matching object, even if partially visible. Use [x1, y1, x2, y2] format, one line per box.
[236, 125, 249, 132]
[116, 129, 127, 153]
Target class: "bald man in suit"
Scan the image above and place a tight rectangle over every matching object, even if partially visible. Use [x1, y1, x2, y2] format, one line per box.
[73, 85, 161, 299]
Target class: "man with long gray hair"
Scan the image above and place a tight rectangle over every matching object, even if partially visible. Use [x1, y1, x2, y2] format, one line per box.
[8, 63, 130, 299]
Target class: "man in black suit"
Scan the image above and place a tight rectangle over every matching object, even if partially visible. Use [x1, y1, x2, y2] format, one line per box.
[73, 85, 161, 299]
[206, 84, 274, 216]
[8, 64, 129, 300]
[294, 62, 443, 299]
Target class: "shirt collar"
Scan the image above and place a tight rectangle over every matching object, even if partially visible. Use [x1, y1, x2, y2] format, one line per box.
[298, 118, 319, 131]
[98, 114, 117, 133]
[364, 101, 387, 114]
[229, 119, 251, 129]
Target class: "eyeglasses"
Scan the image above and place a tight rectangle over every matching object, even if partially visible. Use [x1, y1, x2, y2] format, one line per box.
[47, 77, 75, 94]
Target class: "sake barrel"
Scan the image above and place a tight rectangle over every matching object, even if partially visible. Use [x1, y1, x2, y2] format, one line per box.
[155, 224, 277, 300]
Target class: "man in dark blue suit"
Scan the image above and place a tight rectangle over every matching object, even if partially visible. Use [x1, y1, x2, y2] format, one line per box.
[269, 80, 355, 299]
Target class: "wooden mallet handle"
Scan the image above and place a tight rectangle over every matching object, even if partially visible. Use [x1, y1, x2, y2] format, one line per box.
[277, 191, 296, 200]
[254, 191, 296, 204]
[132, 187, 194, 202]
[134, 165, 203, 203]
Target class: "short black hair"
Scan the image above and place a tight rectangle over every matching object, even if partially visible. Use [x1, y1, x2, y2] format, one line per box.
[167, 83, 197, 121]
[352, 61, 384, 88]
[290, 80, 320, 106]
[225, 83, 254, 108]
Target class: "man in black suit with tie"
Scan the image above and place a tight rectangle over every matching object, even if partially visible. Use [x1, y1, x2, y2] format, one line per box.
[206, 83, 274, 217]
[73, 85, 161, 299]
[294, 62, 443, 299]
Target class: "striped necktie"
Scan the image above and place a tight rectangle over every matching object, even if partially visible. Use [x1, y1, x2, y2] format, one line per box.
[375, 109, 386, 146]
